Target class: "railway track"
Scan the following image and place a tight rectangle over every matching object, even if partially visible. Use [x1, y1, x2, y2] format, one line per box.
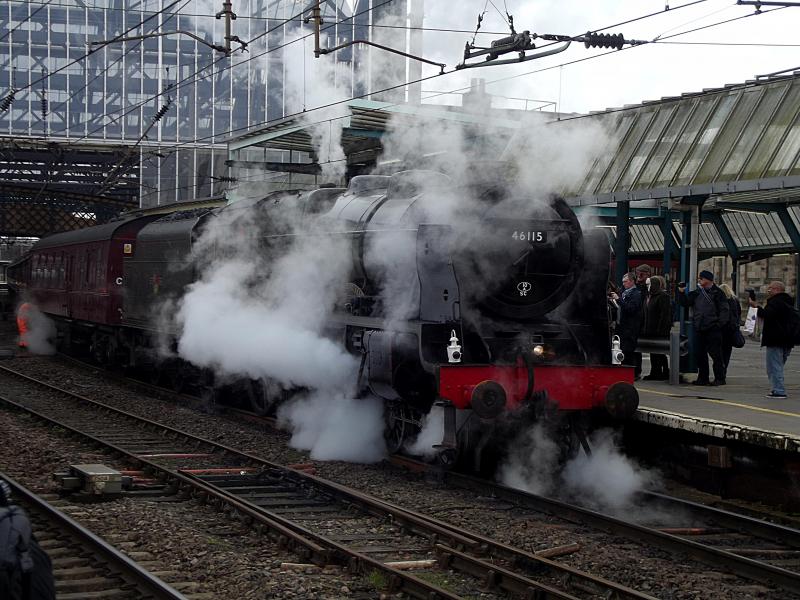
[0, 363, 656, 600]
[0, 472, 186, 600]
[429, 464, 800, 595]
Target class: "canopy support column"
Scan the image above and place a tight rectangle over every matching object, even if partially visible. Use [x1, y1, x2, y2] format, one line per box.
[615, 201, 630, 286]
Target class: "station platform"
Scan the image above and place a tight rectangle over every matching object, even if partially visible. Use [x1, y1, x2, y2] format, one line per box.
[635, 340, 800, 453]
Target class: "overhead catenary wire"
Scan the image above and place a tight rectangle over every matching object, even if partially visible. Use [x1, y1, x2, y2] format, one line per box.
[443, 3, 788, 111]
[0, 0, 187, 108]
[44, 0, 728, 195]
[37, 0, 316, 139]
[148, 1, 794, 197]
[4, 0, 765, 153]
[41, 0, 194, 131]
[4, 0, 786, 200]
[0, 0, 52, 44]
[110, 0, 752, 159]
[71, 0, 398, 193]
[47, 0, 396, 144]
[5, 0, 524, 36]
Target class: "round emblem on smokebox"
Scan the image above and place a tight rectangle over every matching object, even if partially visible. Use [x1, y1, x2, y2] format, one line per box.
[517, 281, 532, 297]
[470, 380, 507, 419]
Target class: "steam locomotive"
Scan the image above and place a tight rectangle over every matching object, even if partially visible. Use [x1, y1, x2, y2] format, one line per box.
[9, 167, 638, 468]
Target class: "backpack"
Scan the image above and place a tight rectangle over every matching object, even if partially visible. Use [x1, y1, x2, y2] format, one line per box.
[0, 506, 55, 600]
[789, 306, 800, 346]
[0, 505, 33, 600]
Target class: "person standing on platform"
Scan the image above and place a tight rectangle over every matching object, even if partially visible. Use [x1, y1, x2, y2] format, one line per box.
[610, 272, 643, 379]
[642, 275, 672, 380]
[718, 283, 742, 374]
[677, 270, 729, 386]
[635, 264, 652, 296]
[748, 280, 796, 399]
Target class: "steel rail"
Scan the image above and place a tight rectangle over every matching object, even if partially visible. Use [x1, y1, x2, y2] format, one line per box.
[440, 469, 800, 595]
[640, 490, 800, 548]
[0, 472, 187, 600]
[0, 363, 656, 600]
[0, 366, 610, 600]
[43, 358, 800, 594]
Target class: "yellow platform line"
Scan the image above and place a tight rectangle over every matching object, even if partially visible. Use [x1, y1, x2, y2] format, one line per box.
[638, 387, 800, 418]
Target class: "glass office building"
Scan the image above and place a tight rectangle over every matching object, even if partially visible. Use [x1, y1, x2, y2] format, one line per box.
[1, 0, 408, 207]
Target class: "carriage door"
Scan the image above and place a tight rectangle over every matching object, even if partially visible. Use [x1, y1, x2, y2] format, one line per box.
[64, 252, 73, 318]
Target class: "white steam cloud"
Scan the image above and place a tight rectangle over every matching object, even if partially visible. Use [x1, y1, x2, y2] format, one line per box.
[277, 392, 386, 463]
[405, 408, 443, 458]
[171, 197, 386, 463]
[500, 426, 658, 513]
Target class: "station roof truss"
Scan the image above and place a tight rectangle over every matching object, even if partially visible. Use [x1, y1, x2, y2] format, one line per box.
[0, 138, 140, 238]
[569, 71, 800, 260]
[226, 98, 524, 169]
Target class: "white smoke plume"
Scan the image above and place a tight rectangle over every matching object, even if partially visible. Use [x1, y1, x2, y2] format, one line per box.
[500, 426, 658, 513]
[561, 429, 658, 513]
[277, 391, 386, 463]
[16, 302, 56, 355]
[405, 407, 444, 458]
[175, 201, 357, 388]
[498, 423, 562, 496]
[171, 196, 387, 463]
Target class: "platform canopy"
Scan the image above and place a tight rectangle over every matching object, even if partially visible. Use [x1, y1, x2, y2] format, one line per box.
[569, 70, 800, 261]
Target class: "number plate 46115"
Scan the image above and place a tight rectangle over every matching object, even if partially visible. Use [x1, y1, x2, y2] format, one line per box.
[512, 231, 546, 242]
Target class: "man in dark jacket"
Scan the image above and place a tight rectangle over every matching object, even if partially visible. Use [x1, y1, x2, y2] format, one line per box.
[611, 271, 643, 378]
[677, 270, 730, 386]
[748, 280, 795, 398]
[642, 275, 672, 380]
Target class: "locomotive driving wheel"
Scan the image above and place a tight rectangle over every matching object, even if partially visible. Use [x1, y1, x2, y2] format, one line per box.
[384, 402, 422, 454]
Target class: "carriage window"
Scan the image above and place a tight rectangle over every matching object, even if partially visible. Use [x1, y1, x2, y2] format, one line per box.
[47, 255, 55, 287]
[77, 252, 86, 289]
[86, 250, 94, 288]
[96, 248, 104, 289]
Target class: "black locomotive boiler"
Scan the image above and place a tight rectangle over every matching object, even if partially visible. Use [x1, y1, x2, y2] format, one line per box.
[9, 167, 638, 467]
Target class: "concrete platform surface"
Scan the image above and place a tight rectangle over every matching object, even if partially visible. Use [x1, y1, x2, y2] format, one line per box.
[635, 339, 800, 452]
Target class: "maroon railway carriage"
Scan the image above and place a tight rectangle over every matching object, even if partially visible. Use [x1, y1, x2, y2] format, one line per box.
[9, 216, 156, 326]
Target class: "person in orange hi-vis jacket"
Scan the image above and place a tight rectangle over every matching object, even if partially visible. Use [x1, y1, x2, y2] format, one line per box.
[16, 302, 31, 348]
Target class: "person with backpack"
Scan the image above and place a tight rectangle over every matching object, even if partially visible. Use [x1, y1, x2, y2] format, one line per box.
[0, 479, 55, 600]
[748, 280, 797, 399]
[718, 283, 743, 374]
[677, 270, 730, 386]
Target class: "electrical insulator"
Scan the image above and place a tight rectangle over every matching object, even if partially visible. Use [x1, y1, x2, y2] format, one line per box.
[152, 97, 173, 123]
[0, 89, 16, 113]
[40, 93, 48, 118]
[583, 32, 625, 50]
